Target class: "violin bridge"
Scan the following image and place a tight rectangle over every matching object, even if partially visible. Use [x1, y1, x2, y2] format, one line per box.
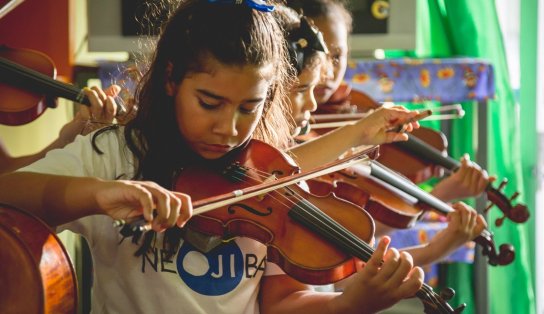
[255, 174, 278, 201]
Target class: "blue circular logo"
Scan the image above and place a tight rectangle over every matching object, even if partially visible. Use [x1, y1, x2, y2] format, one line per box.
[176, 241, 244, 295]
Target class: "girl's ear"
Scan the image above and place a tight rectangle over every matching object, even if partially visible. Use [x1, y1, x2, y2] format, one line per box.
[165, 62, 176, 96]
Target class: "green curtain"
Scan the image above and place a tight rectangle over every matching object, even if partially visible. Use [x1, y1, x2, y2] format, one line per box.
[412, 1, 536, 313]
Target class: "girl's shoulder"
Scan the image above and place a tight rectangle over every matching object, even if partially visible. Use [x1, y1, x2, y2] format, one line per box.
[19, 126, 136, 180]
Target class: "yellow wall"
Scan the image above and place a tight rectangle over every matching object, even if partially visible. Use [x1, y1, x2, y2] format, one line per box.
[0, 99, 74, 156]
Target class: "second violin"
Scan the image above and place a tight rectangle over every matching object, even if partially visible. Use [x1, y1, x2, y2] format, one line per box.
[0, 46, 125, 126]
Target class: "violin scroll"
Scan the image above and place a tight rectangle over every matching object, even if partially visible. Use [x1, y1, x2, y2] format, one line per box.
[485, 178, 530, 227]
[0, 46, 126, 126]
[419, 285, 466, 314]
[496, 243, 516, 265]
[473, 230, 515, 266]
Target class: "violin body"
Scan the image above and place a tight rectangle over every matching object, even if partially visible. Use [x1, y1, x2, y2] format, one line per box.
[173, 140, 375, 285]
[0, 46, 57, 125]
[307, 168, 423, 229]
[0, 45, 124, 127]
[0, 204, 77, 314]
[378, 127, 447, 183]
[315, 83, 377, 114]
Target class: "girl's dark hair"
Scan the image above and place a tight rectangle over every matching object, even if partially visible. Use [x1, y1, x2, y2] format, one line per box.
[274, 5, 328, 75]
[287, 0, 352, 33]
[124, 0, 293, 188]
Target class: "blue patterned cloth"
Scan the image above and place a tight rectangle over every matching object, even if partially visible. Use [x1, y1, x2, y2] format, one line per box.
[344, 58, 495, 103]
[389, 221, 475, 286]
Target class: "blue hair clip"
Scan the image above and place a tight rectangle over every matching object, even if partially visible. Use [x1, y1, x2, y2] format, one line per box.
[208, 0, 275, 12]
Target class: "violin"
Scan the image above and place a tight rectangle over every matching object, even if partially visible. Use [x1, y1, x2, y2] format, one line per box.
[0, 45, 124, 126]
[0, 204, 77, 314]
[378, 130, 530, 227]
[326, 161, 515, 266]
[310, 85, 529, 226]
[306, 160, 515, 266]
[120, 139, 465, 313]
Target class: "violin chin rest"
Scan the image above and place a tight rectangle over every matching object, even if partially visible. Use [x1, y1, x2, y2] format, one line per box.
[183, 228, 225, 253]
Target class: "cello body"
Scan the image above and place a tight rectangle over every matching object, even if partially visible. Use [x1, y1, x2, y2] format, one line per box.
[0, 205, 77, 314]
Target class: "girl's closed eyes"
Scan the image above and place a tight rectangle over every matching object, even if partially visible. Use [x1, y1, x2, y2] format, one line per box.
[198, 99, 263, 115]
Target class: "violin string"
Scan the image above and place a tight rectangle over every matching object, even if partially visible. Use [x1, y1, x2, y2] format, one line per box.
[228, 168, 383, 260]
[6, 64, 80, 98]
[3, 58, 131, 115]
[226, 168, 374, 258]
[230, 166, 450, 312]
[240, 180, 450, 313]
[358, 165, 453, 311]
[24, 68, 81, 97]
[275, 189, 452, 312]
[283, 186, 375, 259]
[179, 161, 449, 312]
[0, 58, 81, 99]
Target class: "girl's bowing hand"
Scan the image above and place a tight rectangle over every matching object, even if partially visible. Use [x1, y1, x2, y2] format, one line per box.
[352, 106, 422, 146]
[94, 180, 192, 232]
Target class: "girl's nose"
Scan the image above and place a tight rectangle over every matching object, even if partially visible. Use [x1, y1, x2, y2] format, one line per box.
[213, 108, 238, 137]
[303, 91, 318, 113]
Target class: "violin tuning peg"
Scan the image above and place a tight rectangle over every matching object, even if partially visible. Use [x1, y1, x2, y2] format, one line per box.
[495, 216, 505, 227]
[112, 219, 125, 228]
[131, 231, 143, 244]
[119, 224, 135, 237]
[498, 178, 508, 191]
[509, 191, 520, 202]
[454, 303, 467, 314]
[138, 225, 152, 232]
[484, 202, 494, 213]
[440, 287, 455, 301]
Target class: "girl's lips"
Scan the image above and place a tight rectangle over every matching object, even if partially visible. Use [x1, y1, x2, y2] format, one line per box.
[314, 86, 332, 96]
[201, 143, 233, 152]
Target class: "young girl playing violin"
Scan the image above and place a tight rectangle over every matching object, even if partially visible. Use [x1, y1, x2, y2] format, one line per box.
[278, 12, 422, 172]
[287, 0, 488, 267]
[0, 1, 427, 313]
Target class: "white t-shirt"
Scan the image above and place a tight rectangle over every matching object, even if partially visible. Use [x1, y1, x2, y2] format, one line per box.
[19, 129, 283, 314]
